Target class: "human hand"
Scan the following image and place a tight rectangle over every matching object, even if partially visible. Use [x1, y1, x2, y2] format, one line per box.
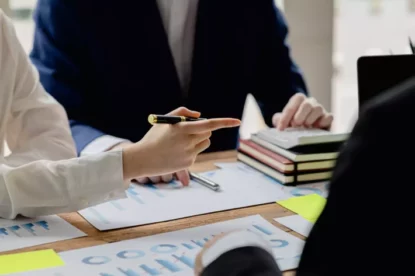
[194, 232, 230, 276]
[272, 93, 333, 131]
[110, 143, 191, 186]
[136, 170, 190, 186]
[122, 107, 240, 180]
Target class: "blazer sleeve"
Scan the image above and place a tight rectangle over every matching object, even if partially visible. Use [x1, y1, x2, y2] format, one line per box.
[199, 230, 282, 276]
[254, 3, 308, 126]
[30, 0, 107, 154]
[296, 79, 414, 275]
[0, 10, 126, 219]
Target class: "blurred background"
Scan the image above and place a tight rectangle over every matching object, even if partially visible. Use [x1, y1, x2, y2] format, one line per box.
[1, 0, 415, 133]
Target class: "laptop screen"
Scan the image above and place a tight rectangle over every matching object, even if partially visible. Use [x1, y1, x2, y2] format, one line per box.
[357, 55, 415, 110]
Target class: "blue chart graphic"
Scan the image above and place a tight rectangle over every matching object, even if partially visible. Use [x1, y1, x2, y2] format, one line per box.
[182, 243, 195, 250]
[173, 254, 194, 268]
[253, 224, 273, 235]
[88, 208, 110, 224]
[140, 264, 161, 275]
[35, 221, 49, 230]
[146, 184, 164, 197]
[7, 225, 21, 237]
[82, 256, 112, 265]
[155, 259, 181, 272]
[270, 239, 289, 248]
[0, 228, 8, 237]
[126, 186, 145, 204]
[116, 250, 145, 259]
[191, 239, 207, 248]
[151, 244, 178, 254]
[202, 171, 217, 178]
[116, 268, 139, 276]
[110, 201, 125, 211]
[21, 223, 36, 235]
[290, 187, 322, 197]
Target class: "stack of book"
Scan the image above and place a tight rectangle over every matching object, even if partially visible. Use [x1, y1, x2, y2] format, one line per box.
[237, 127, 349, 185]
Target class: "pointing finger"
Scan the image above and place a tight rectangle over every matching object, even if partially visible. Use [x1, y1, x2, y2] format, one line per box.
[182, 118, 240, 133]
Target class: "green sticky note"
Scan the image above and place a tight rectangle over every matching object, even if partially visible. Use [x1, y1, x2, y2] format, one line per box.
[277, 194, 327, 223]
[0, 249, 65, 275]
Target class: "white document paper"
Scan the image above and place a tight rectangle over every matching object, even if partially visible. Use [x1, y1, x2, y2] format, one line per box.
[275, 215, 314, 237]
[0, 215, 86, 253]
[215, 161, 330, 198]
[79, 169, 292, 231]
[17, 215, 305, 275]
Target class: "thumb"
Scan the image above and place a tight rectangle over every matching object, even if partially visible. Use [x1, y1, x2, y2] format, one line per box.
[168, 107, 201, 118]
[272, 112, 282, 128]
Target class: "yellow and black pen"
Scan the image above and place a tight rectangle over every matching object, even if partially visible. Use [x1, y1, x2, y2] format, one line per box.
[148, 114, 206, 125]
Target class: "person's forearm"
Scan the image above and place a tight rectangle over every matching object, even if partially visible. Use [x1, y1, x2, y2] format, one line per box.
[0, 151, 126, 219]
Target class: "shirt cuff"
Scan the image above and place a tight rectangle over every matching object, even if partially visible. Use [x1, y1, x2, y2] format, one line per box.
[81, 135, 130, 156]
[72, 150, 127, 209]
[201, 230, 273, 268]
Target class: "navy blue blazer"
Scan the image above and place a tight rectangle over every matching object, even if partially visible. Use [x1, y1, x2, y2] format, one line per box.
[30, 0, 307, 155]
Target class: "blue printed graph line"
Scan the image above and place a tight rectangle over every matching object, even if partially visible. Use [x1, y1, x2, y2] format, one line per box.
[151, 244, 178, 254]
[173, 254, 194, 268]
[155, 259, 181, 272]
[146, 184, 164, 197]
[290, 187, 322, 197]
[87, 207, 110, 224]
[182, 243, 195, 250]
[117, 267, 139, 276]
[127, 186, 145, 204]
[140, 264, 161, 275]
[191, 239, 207, 248]
[8, 225, 21, 237]
[34, 220, 49, 230]
[110, 201, 125, 210]
[21, 223, 36, 236]
[252, 224, 273, 235]
[270, 239, 289, 248]
[0, 228, 8, 236]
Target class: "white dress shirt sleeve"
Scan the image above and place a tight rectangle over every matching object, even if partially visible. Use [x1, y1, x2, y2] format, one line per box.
[201, 230, 274, 268]
[0, 10, 127, 219]
[81, 135, 130, 156]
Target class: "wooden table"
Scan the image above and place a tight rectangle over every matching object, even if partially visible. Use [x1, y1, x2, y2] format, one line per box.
[2, 151, 300, 275]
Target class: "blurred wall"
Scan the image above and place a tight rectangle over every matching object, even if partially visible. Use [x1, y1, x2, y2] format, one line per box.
[0, 0, 10, 15]
[283, 0, 334, 112]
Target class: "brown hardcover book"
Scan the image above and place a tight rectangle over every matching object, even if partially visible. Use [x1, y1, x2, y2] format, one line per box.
[237, 151, 332, 185]
[239, 139, 336, 174]
[250, 134, 339, 162]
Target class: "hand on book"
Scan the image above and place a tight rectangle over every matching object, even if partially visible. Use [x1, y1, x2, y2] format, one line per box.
[272, 93, 333, 131]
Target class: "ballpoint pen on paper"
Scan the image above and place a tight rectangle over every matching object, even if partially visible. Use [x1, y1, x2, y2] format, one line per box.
[190, 172, 221, 191]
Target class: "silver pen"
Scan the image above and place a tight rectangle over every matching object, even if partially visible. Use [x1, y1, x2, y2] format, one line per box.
[190, 172, 221, 191]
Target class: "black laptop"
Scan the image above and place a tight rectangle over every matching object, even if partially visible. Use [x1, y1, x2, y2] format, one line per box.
[357, 54, 415, 110]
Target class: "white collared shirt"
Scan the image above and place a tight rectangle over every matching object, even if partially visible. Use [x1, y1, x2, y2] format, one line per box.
[82, 0, 199, 155]
[0, 10, 126, 219]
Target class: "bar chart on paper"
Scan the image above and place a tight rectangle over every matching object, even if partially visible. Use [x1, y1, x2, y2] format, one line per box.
[0, 215, 86, 253]
[79, 170, 291, 231]
[18, 215, 305, 276]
